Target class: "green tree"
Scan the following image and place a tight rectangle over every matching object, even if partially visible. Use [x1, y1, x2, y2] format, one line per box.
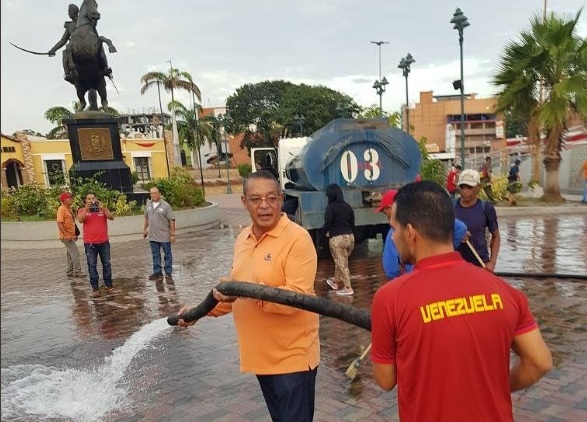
[169, 100, 215, 170]
[225, 80, 359, 153]
[493, 10, 587, 201]
[44, 102, 118, 139]
[503, 109, 528, 138]
[357, 105, 401, 128]
[140, 67, 202, 166]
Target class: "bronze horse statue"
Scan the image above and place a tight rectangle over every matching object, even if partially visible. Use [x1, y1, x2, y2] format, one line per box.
[68, 0, 116, 111]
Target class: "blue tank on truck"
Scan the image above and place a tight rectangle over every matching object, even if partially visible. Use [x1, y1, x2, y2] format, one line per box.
[285, 118, 421, 190]
[252, 117, 422, 256]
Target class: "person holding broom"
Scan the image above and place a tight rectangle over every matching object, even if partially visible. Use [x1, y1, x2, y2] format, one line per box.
[177, 170, 319, 422]
[370, 181, 552, 421]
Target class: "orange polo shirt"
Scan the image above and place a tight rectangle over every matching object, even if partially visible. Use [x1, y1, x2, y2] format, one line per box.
[211, 214, 320, 375]
[56, 205, 76, 240]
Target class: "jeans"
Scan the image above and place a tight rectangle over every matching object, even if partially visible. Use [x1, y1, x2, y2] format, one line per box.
[582, 179, 587, 203]
[84, 241, 112, 289]
[150, 241, 172, 275]
[256, 367, 317, 422]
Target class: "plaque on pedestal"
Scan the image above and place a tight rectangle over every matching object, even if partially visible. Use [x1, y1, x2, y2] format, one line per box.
[64, 112, 133, 193]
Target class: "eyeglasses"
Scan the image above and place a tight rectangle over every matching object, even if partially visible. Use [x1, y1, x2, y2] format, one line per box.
[246, 195, 280, 206]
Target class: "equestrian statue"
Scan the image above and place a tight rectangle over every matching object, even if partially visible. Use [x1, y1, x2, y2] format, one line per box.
[11, 1, 117, 112]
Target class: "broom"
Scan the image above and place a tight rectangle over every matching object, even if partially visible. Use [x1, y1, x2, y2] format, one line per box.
[345, 343, 372, 380]
[466, 240, 486, 268]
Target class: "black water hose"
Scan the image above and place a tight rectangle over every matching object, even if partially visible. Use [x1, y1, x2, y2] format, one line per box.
[496, 272, 587, 280]
[167, 281, 371, 331]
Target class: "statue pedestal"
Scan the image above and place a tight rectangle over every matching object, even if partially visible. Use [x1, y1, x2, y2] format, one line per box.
[64, 112, 134, 193]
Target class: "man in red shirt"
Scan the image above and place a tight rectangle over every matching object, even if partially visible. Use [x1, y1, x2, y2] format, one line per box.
[77, 192, 115, 297]
[446, 164, 461, 198]
[371, 181, 552, 421]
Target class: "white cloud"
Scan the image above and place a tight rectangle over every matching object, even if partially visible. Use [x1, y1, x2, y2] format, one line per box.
[1, 0, 584, 135]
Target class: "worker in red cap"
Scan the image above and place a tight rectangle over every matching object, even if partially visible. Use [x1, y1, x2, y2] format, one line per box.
[376, 190, 413, 278]
[56, 192, 84, 278]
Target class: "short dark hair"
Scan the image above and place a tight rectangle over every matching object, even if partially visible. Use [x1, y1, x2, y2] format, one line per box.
[394, 181, 454, 243]
[243, 170, 279, 195]
[455, 164, 462, 170]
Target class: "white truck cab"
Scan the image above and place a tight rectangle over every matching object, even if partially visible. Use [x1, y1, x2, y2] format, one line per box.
[251, 137, 309, 190]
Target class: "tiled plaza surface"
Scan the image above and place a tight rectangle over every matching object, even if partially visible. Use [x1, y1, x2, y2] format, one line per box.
[1, 196, 586, 421]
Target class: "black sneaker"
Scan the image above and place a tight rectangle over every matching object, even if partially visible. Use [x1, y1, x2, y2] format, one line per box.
[148, 273, 163, 281]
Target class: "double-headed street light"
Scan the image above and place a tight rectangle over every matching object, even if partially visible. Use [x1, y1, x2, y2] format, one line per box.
[373, 78, 389, 116]
[398, 53, 415, 134]
[450, 7, 470, 169]
[371, 40, 389, 116]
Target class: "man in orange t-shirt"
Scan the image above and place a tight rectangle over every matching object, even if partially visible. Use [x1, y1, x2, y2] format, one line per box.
[179, 170, 319, 422]
[56, 192, 83, 277]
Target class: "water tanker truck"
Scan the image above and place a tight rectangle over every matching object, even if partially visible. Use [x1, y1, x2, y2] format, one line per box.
[251, 118, 422, 254]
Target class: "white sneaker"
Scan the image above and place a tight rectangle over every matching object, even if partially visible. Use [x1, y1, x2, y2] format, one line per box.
[336, 287, 354, 296]
[326, 278, 339, 290]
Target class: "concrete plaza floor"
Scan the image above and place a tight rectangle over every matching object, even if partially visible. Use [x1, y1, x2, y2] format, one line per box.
[1, 195, 586, 421]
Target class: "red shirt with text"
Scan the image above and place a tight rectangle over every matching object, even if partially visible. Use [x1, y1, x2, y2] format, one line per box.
[371, 252, 537, 421]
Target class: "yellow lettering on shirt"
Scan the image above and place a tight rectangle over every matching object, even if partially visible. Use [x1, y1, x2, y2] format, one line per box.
[420, 293, 504, 324]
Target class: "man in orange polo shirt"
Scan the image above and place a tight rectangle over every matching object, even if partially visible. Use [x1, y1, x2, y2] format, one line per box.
[56, 192, 83, 278]
[179, 170, 319, 422]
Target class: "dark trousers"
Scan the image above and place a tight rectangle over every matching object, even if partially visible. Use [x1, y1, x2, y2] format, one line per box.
[149, 241, 172, 275]
[256, 367, 317, 422]
[84, 241, 112, 289]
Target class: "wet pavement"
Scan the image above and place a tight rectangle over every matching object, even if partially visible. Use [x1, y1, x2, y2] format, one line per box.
[1, 196, 586, 421]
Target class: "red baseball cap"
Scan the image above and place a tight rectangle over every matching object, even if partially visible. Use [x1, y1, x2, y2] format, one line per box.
[375, 189, 398, 213]
[59, 192, 72, 202]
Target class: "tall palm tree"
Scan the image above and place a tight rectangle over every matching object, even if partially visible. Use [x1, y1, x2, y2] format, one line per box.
[170, 100, 215, 168]
[494, 10, 587, 201]
[44, 102, 119, 139]
[140, 66, 202, 166]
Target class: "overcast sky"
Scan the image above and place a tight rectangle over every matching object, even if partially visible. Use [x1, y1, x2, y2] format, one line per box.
[1, 0, 585, 135]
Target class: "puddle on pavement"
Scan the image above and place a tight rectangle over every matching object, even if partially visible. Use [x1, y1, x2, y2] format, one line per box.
[1, 214, 585, 420]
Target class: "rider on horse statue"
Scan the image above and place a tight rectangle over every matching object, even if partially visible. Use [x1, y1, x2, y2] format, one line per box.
[48, 3, 116, 85]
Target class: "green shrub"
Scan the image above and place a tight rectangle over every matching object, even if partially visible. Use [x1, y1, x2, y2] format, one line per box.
[420, 159, 445, 186]
[112, 195, 137, 216]
[238, 163, 252, 178]
[131, 171, 139, 185]
[143, 166, 205, 209]
[0, 189, 17, 219]
[11, 184, 49, 216]
[479, 174, 508, 202]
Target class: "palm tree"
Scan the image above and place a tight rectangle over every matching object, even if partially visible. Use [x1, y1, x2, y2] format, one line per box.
[171, 100, 215, 168]
[493, 10, 587, 201]
[140, 66, 202, 166]
[44, 102, 119, 139]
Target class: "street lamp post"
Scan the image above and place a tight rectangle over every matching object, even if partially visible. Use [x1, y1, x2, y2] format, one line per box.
[450, 8, 470, 169]
[398, 53, 415, 134]
[371, 40, 389, 116]
[217, 114, 232, 194]
[224, 133, 232, 194]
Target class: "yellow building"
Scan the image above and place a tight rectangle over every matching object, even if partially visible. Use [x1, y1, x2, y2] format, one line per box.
[408, 91, 506, 164]
[1, 131, 173, 189]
